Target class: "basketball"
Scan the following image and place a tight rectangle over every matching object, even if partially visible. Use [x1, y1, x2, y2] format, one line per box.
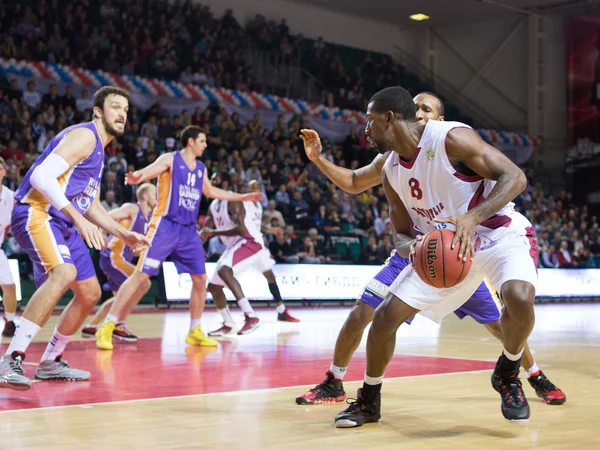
[412, 228, 472, 288]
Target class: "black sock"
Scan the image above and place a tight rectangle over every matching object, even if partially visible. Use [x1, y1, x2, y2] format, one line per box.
[361, 382, 381, 402]
[268, 282, 283, 304]
[498, 354, 521, 373]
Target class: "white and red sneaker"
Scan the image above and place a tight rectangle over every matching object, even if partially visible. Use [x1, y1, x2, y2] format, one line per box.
[208, 323, 237, 337]
[237, 314, 260, 335]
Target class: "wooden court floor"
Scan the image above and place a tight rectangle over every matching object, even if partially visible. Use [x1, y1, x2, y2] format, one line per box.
[0, 303, 599, 449]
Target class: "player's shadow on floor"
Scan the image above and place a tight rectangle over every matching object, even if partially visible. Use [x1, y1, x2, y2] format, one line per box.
[383, 415, 518, 439]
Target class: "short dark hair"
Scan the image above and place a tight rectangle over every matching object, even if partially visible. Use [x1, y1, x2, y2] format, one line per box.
[369, 86, 416, 121]
[92, 86, 130, 117]
[180, 125, 205, 147]
[419, 91, 445, 116]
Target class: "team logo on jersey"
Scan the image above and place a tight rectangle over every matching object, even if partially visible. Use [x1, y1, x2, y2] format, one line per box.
[426, 148, 435, 161]
[198, 170, 203, 178]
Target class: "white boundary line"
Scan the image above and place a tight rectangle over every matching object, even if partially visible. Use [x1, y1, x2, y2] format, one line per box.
[0, 369, 490, 414]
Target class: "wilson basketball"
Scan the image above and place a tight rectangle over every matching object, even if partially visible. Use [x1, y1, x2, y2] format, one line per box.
[412, 228, 472, 288]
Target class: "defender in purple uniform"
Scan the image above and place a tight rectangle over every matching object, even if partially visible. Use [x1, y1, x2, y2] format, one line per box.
[81, 183, 156, 342]
[0, 87, 150, 391]
[296, 92, 565, 406]
[95, 125, 263, 350]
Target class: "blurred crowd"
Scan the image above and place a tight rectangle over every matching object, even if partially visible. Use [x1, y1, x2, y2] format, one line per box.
[1, 81, 597, 271]
[0, 0, 432, 116]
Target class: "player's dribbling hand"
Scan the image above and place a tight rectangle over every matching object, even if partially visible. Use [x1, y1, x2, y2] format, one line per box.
[243, 192, 264, 202]
[125, 171, 143, 185]
[434, 213, 478, 261]
[408, 235, 423, 266]
[299, 129, 322, 161]
[75, 217, 107, 250]
[123, 231, 151, 253]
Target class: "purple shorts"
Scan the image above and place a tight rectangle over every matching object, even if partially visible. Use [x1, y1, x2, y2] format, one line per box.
[11, 203, 96, 287]
[359, 252, 501, 324]
[137, 216, 206, 276]
[99, 253, 135, 292]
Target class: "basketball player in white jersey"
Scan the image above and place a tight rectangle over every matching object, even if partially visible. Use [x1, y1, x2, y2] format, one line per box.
[329, 86, 538, 426]
[296, 92, 564, 407]
[0, 157, 18, 337]
[201, 175, 299, 336]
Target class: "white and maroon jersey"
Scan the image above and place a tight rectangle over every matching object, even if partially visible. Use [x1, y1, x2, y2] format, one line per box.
[0, 186, 15, 242]
[243, 200, 265, 247]
[209, 199, 249, 248]
[382, 120, 533, 251]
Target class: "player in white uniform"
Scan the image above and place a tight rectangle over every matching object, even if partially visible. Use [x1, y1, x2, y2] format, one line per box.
[201, 176, 299, 336]
[332, 86, 538, 427]
[0, 157, 18, 337]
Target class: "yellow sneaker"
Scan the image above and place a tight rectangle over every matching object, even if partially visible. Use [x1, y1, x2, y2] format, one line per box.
[185, 325, 218, 347]
[96, 321, 116, 351]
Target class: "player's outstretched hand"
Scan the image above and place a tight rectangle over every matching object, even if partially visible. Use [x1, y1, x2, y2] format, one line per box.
[123, 231, 151, 253]
[408, 235, 423, 266]
[75, 217, 107, 250]
[434, 213, 478, 261]
[242, 192, 264, 202]
[125, 171, 143, 185]
[300, 129, 322, 161]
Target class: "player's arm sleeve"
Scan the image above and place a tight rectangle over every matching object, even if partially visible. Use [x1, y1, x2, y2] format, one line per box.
[29, 152, 72, 210]
[382, 170, 414, 258]
[30, 128, 97, 212]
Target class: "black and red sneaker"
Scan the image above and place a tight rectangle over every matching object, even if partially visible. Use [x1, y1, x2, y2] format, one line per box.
[334, 388, 381, 428]
[491, 357, 530, 422]
[113, 324, 138, 342]
[81, 325, 97, 339]
[527, 370, 566, 405]
[296, 371, 346, 405]
[2, 319, 16, 337]
[277, 309, 300, 323]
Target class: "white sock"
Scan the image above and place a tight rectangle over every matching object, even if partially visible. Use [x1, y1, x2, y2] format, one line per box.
[276, 303, 286, 314]
[6, 317, 41, 356]
[40, 328, 73, 362]
[105, 314, 118, 324]
[329, 363, 347, 380]
[190, 318, 202, 330]
[503, 348, 524, 361]
[237, 298, 256, 317]
[218, 307, 235, 327]
[4, 312, 15, 322]
[116, 321, 126, 328]
[364, 373, 384, 385]
[525, 362, 540, 378]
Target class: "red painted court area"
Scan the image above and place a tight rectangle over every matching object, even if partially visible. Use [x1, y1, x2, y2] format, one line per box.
[0, 334, 494, 412]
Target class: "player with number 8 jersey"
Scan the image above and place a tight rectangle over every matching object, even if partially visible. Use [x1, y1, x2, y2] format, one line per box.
[95, 126, 264, 351]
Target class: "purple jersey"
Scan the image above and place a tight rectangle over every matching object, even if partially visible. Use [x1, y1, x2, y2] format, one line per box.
[15, 122, 104, 223]
[154, 152, 205, 225]
[100, 204, 148, 262]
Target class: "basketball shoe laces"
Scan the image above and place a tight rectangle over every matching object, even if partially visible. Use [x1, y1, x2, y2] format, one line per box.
[306, 373, 340, 399]
[9, 354, 25, 375]
[342, 389, 369, 414]
[502, 374, 526, 406]
[530, 371, 558, 393]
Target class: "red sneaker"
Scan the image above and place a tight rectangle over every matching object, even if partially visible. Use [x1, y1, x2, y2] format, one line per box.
[113, 324, 138, 342]
[277, 309, 300, 323]
[2, 319, 16, 338]
[237, 314, 260, 335]
[527, 370, 566, 405]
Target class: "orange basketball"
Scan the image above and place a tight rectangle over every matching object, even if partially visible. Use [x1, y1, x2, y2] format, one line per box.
[412, 228, 472, 288]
